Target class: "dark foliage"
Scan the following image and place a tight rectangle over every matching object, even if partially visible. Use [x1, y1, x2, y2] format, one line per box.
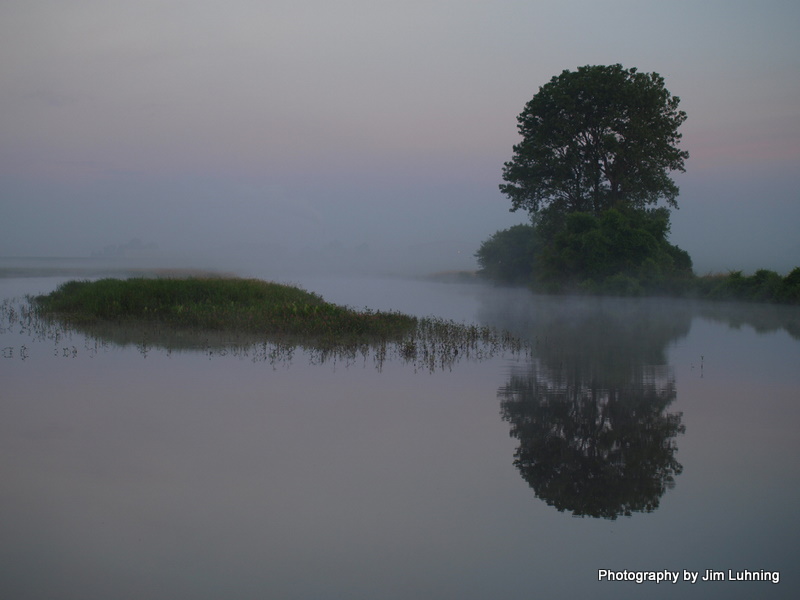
[35, 277, 417, 340]
[477, 209, 693, 294]
[475, 224, 540, 284]
[696, 268, 800, 304]
[481, 64, 796, 303]
[501, 64, 688, 222]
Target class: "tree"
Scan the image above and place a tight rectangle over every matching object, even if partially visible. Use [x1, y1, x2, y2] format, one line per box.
[474, 223, 539, 284]
[500, 64, 688, 227]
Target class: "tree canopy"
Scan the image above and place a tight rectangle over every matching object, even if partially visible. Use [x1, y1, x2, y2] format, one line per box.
[500, 64, 688, 225]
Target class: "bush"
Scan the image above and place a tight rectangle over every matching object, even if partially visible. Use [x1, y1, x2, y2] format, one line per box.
[535, 209, 692, 293]
[698, 268, 800, 304]
[475, 224, 540, 284]
[476, 209, 797, 304]
[779, 267, 800, 303]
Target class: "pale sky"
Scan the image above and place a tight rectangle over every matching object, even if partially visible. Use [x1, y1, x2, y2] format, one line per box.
[1, 0, 798, 274]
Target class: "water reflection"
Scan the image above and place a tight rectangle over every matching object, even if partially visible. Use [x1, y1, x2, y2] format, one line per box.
[695, 300, 800, 340]
[3, 284, 794, 524]
[483, 293, 693, 518]
[2, 272, 798, 598]
[0, 296, 525, 372]
[500, 362, 684, 518]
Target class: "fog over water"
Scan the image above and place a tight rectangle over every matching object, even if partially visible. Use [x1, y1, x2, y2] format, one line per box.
[2, 270, 799, 598]
[3, 5, 799, 596]
[1, 1, 799, 275]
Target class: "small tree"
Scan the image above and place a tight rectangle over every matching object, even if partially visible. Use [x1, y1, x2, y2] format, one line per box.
[500, 65, 688, 228]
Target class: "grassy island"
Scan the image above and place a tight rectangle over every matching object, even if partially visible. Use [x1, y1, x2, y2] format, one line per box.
[27, 277, 524, 369]
[35, 277, 417, 341]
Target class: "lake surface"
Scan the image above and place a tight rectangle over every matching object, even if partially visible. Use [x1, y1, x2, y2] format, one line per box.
[1, 260, 798, 599]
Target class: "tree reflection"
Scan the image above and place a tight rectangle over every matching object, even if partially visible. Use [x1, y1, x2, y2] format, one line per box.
[485, 294, 691, 519]
[500, 362, 684, 519]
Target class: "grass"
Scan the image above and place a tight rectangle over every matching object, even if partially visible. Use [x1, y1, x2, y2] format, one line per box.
[28, 277, 526, 370]
[18, 277, 528, 371]
[34, 277, 418, 342]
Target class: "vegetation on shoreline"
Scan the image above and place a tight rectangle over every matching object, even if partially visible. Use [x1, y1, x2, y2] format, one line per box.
[476, 224, 800, 304]
[28, 277, 525, 370]
[693, 268, 800, 304]
[35, 277, 417, 341]
[476, 208, 695, 296]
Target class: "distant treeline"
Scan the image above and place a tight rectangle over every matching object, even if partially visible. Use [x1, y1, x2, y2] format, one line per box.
[692, 268, 800, 304]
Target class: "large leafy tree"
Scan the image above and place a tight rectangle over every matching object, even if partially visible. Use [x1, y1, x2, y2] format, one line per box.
[500, 64, 688, 224]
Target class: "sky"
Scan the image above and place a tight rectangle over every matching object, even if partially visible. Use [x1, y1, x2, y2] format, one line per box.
[1, 0, 798, 275]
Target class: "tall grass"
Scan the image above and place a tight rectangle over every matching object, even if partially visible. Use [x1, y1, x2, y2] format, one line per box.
[35, 277, 417, 341]
[21, 277, 526, 371]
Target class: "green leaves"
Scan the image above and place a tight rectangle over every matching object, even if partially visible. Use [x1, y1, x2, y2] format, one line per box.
[474, 223, 540, 284]
[538, 208, 693, 291]
[490, 65, 692, 293]
[502, 64, 688, 219]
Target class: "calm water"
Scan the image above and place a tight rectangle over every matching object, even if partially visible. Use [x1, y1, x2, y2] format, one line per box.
[1, 261, 798, 599]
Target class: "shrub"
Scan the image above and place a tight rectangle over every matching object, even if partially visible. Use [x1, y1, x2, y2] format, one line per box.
[475, 224, 540, 284]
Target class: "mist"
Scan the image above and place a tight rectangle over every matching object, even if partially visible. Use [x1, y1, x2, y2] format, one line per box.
[2, 1, 798, 277]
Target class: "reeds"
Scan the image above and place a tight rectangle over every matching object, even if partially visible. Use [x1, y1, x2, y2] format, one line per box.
[16, 277, 527, 371]
[34, 277, 417, 340]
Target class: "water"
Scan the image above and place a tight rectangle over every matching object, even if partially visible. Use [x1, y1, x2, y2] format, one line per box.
[1, 261, 798, 599]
